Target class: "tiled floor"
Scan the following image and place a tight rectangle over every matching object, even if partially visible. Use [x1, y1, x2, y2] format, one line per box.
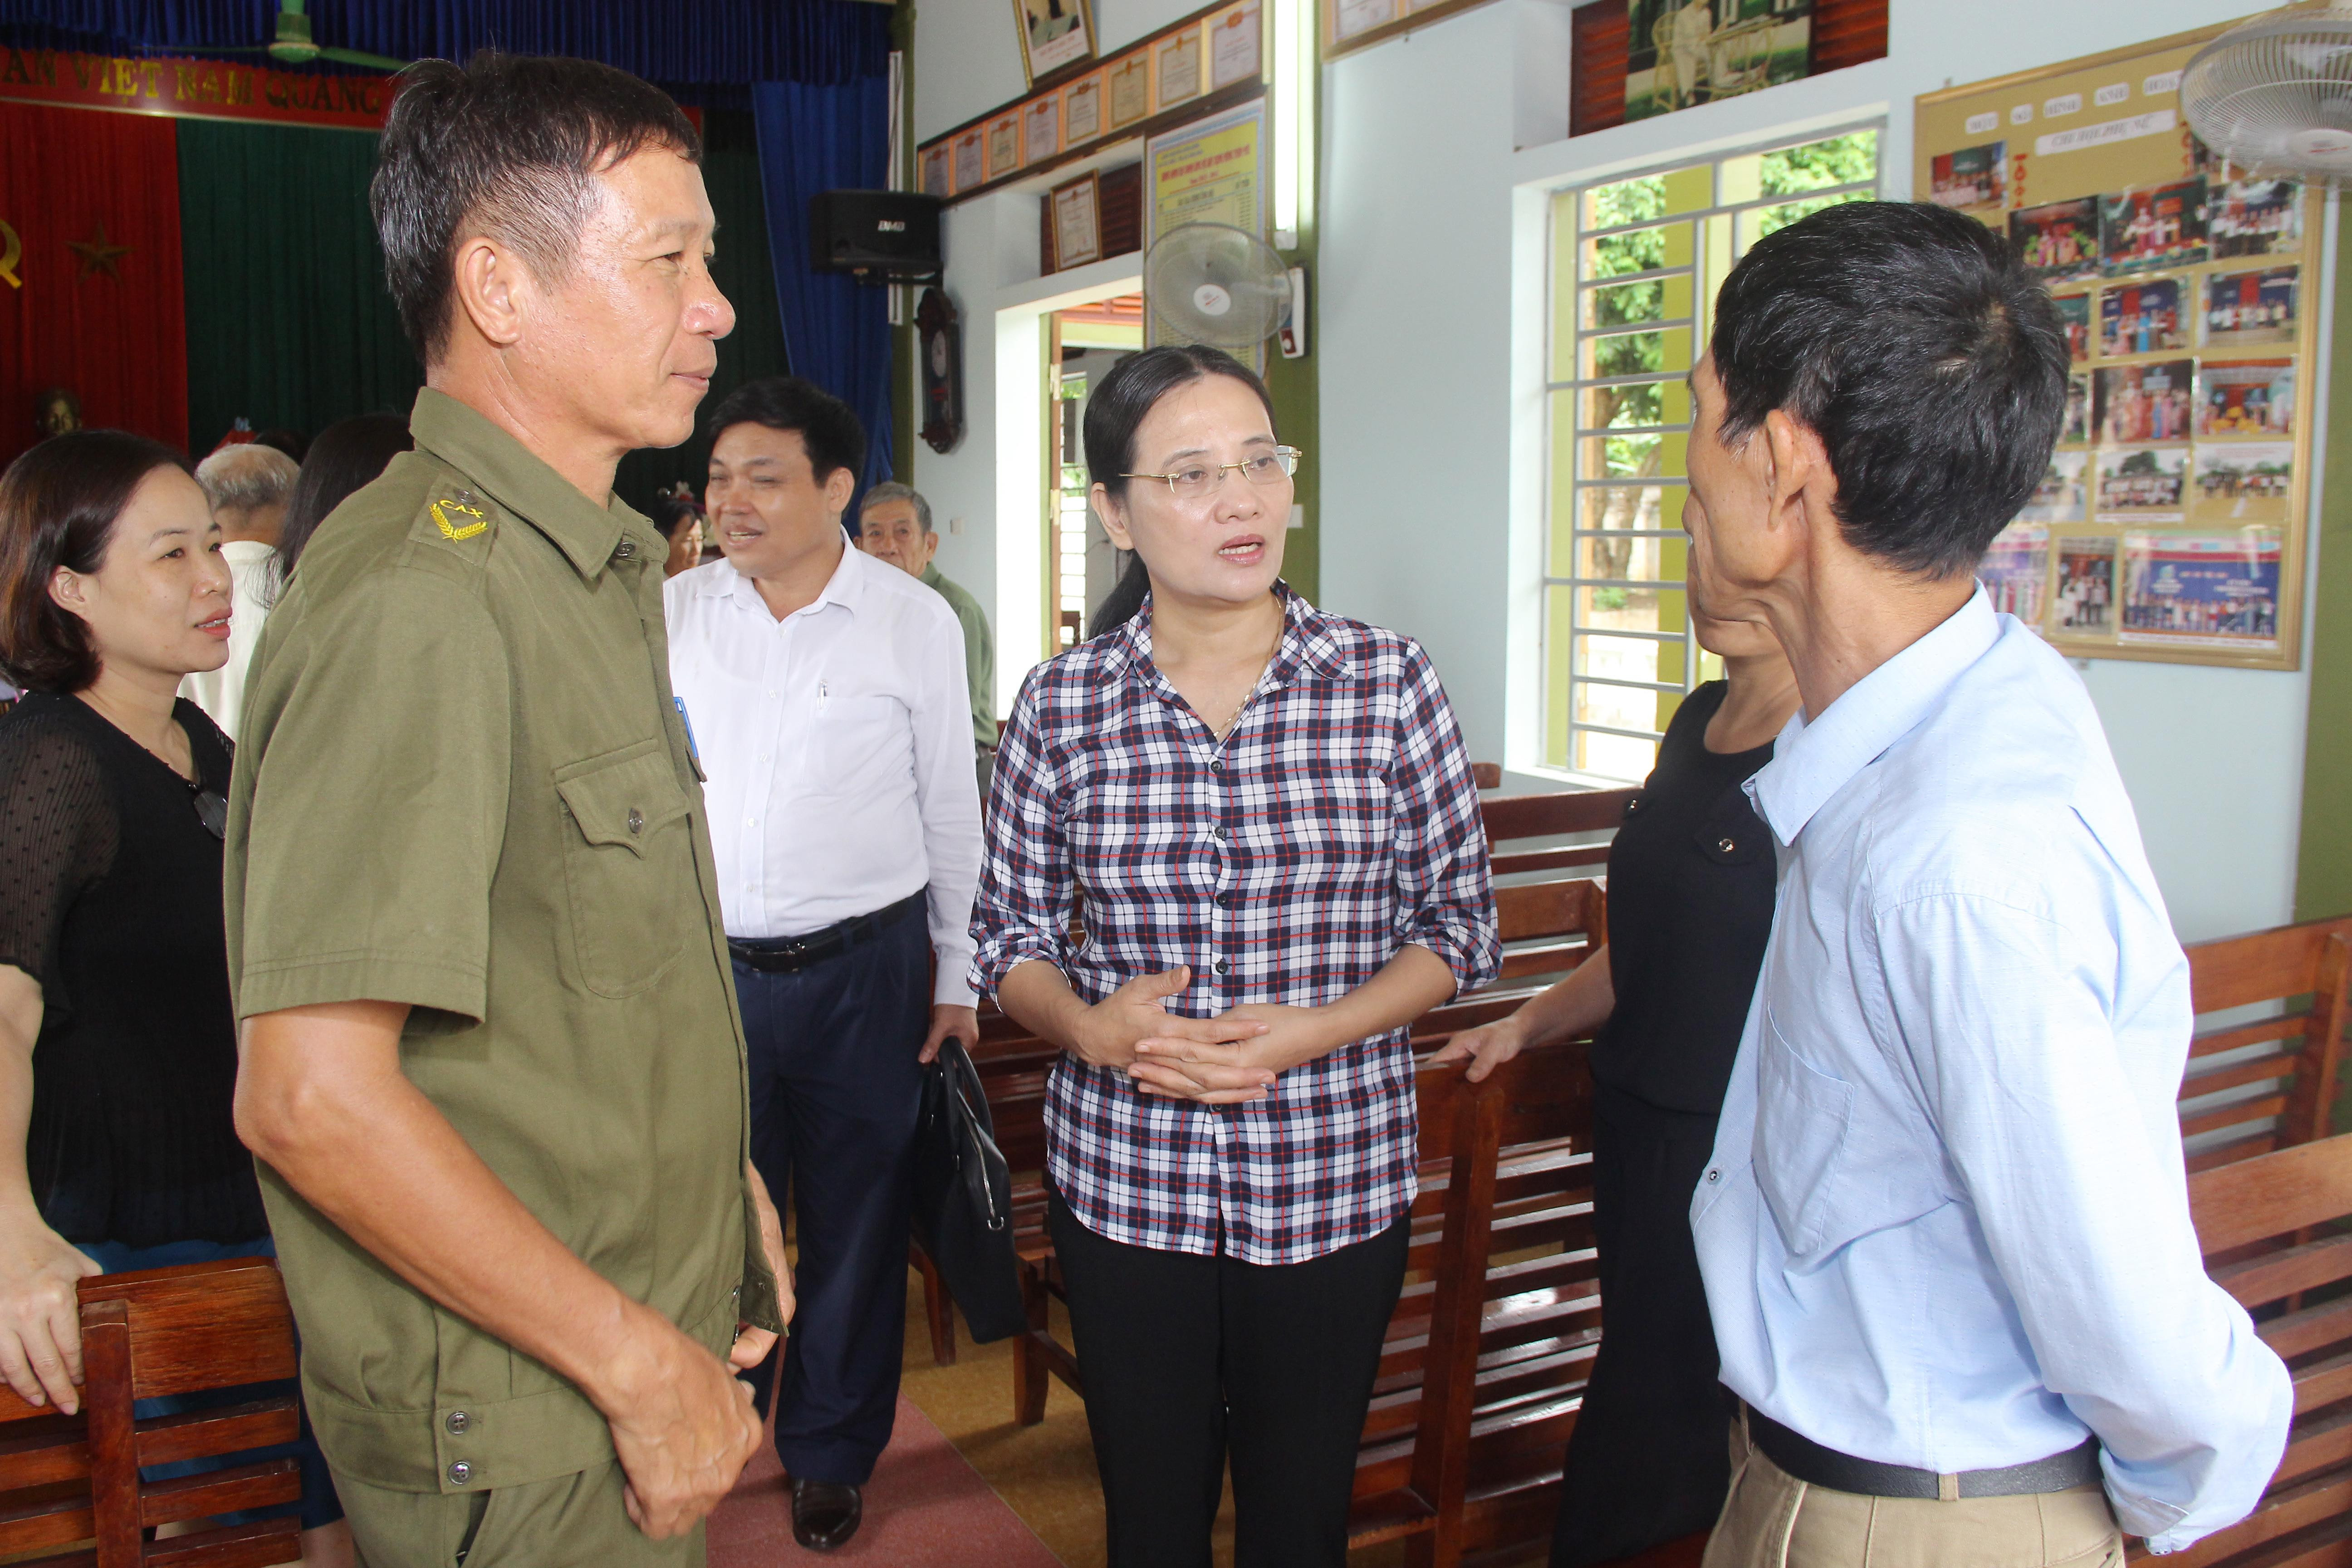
[707, 1393, 1060, 1568]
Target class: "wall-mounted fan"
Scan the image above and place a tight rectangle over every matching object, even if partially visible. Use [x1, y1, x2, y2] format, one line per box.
[1143, 222, 1308, 360]
[174, 0, 412, 72]
[2183, 1, 2352, 185]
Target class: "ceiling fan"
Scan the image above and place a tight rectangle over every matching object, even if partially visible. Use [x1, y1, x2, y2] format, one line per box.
[175, 0, 412, 72]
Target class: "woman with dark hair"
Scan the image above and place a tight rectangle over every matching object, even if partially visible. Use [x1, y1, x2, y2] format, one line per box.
[1086, 553, 1149, 639]
[0, 431, 349, 1563]
[273, 414, 412, 586]
[1433, 608, 1798, 1568]
[972, 344, 1500, 1568]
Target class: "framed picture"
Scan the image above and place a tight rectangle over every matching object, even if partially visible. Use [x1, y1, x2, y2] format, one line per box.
[1107, 53, 1152, 130]
[1210, 0, 1264, 91]
[921, 143, 952, 199]
[2009, 198, 2101, 283]
[2099, 179, 2209, 276]
[1063, 71, 1106, 147]
[2208, 177, 2302, 259]
[1050, 172, 1104, 272]
[985, 112, 1024, 181]
[2189, 443, 2293, 524]
[2053, 294, 2091, 363]
[1331, 0, 1398, 42]
[2120, 529, 2282, 651]
[2094, 445, 2189, 522]
[2097, 277, 2184, 358]
[2202, 266, 2297, 348]
[952, 129, 985, 192]
[2053, 536, 2118, 636]
[2199, 359, 2296, 439]
[1979, 523, 2049, 621]
[1154, 27, 1203, 113]
[1024, 95, 1062, 165]
[2094, 359, 2195, 445]
[1626, 0, 1815, 123]
[1014, 0, 1096, 85]
[1929, 141, 2006, 211]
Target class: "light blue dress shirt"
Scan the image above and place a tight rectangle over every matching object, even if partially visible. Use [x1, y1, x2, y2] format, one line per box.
[1691, 587, 2291, 1554]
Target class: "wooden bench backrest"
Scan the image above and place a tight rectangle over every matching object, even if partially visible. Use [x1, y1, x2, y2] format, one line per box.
[2179, 919, 2352, 1171]
[2151, 1131, 2352, 1568]
[0, 1258, 303, 1568]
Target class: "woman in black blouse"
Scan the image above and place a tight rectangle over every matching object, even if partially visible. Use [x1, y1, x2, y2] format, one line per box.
[0, 431, 348, 1561]
[1434, 608, 1798, 1568]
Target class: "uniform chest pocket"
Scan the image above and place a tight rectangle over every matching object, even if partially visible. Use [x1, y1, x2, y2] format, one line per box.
[1754, 1011, 1855, 1268]
[554, 740, 697, 999]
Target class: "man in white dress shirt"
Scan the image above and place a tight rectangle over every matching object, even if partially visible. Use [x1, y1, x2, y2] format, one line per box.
[664, 377, 982, 1552]
[179, 441, 297, 738]
[1682, 201, 2289, 1567]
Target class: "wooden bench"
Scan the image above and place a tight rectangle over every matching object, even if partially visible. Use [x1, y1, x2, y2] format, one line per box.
[913, 784, 1633, 1372]
[2137, 1128, 2352, 1566]
[0, 1257, 306, 1568]
[2180, 917, 2352, 1169]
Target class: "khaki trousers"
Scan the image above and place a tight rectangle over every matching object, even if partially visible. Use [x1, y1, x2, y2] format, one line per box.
[336, 1460, 704, 1568]
[1700, 1416, 2123, 1568]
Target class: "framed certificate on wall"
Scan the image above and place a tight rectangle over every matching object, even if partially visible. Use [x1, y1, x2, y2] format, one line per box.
[1050, 172, 1104, 272]
[1014, 0, 1096, 85]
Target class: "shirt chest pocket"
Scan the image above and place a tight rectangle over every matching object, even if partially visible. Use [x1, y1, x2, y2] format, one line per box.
[1754, 1012, 1856, 1268]
[799, 692, 907, 795]
[554, 740, 696, 999]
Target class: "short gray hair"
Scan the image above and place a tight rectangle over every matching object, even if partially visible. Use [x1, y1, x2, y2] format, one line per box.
[859, 481, 932, 535]
[194, 443, 300, 515]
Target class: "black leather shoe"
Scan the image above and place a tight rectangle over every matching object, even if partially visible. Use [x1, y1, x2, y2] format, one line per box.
[789, 1477, 863, 1551]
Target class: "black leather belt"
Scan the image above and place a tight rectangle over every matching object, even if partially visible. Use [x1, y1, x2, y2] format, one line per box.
[1747, 1407, 2102, 1501]
[727, 891, 926, 975]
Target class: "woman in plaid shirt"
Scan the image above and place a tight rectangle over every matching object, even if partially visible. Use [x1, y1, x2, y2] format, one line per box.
[971, 346, 1500, 1568]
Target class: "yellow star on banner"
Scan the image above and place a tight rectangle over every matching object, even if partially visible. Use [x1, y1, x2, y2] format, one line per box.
[68, 222, 133, 279]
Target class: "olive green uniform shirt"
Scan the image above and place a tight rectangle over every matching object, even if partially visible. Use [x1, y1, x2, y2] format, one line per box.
[919, 562, 996, 748]
[225, 388, 783, 1498]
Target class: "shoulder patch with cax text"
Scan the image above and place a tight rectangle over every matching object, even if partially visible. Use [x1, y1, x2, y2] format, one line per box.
[431, 498, 489, 541]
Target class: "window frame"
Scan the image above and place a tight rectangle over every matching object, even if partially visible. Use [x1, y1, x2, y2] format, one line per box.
[1541, 120, 1885, 783]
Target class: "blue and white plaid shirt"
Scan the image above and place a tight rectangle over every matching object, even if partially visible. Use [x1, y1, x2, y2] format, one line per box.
[970, 585, 1499, 1264]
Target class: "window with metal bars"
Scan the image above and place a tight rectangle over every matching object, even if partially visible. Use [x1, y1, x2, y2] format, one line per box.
[1544, 124, 1882, 780]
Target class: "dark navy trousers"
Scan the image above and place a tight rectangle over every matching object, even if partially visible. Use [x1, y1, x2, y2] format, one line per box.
[732, 911, 929, 1485]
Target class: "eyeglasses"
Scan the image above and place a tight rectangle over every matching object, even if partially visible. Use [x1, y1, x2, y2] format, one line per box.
[1122, 446, 1302, 501]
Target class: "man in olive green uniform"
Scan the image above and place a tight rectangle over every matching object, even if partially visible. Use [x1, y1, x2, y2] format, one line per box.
[856, 482, 997, 752]
[226, 54, 785, 1568]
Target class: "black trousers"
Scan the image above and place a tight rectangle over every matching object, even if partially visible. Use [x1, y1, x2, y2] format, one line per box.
[733, 911, 929, 1485]
[1549, 1083, 1733, 1567]
[1047, 1184, 1410, 1568]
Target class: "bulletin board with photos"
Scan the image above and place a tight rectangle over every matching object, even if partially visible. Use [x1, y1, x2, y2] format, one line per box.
[1916, 22, 2322, 671]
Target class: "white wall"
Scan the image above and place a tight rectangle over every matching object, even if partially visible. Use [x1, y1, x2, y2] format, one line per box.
[912, 0, 2323, 939]
[911, 0, 1199, 716]
[1316, 0, 2323, 941]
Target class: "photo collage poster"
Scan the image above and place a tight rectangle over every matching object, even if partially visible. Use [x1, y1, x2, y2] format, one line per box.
[1916, 26, 2317, 666]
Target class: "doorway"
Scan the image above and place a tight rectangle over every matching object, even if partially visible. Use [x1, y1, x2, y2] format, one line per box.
[1047, 296, 1142, 652]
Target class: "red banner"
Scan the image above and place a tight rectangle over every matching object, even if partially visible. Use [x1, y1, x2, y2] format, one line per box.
[0, 99, 189, 467]
[0, 46, 392, 131]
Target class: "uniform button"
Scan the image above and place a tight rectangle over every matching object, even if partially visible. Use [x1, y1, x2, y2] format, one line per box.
[448, 1460, 472, 1486]
[446, 1410, 471, 1436]
[614, 539, 637, 560]
[1718, 838, 1736, 853]
[628, 807, 645, 836]
[1705, 1169, 1721, 1184]
[1215, 959, 1230, 975]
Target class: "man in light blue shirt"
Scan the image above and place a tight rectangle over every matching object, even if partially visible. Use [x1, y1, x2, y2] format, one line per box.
[1682, 201, 2290, 1566]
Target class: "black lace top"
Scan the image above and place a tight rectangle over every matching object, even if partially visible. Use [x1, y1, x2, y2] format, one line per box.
[0, 692, 265, 1246]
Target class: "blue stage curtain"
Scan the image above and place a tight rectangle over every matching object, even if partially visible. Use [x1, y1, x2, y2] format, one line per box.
[2, 1, 890, 89]
[751, 75, 894, 496]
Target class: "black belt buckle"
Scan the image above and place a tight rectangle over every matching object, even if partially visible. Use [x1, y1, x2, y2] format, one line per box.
[728, 891, 926, 975]
[1746, 1407, 2101, 1501]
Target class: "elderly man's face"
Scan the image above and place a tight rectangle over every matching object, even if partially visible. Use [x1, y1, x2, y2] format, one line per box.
[526, 147, 734, 455]
[858, 499, 937, 578]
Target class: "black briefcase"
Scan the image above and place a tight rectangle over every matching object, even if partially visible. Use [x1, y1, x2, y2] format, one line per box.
[910, 1038, 1026, 1343]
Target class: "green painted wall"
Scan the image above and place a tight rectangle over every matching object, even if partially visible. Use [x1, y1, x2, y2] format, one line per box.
[2295, 220, 2352, 921]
